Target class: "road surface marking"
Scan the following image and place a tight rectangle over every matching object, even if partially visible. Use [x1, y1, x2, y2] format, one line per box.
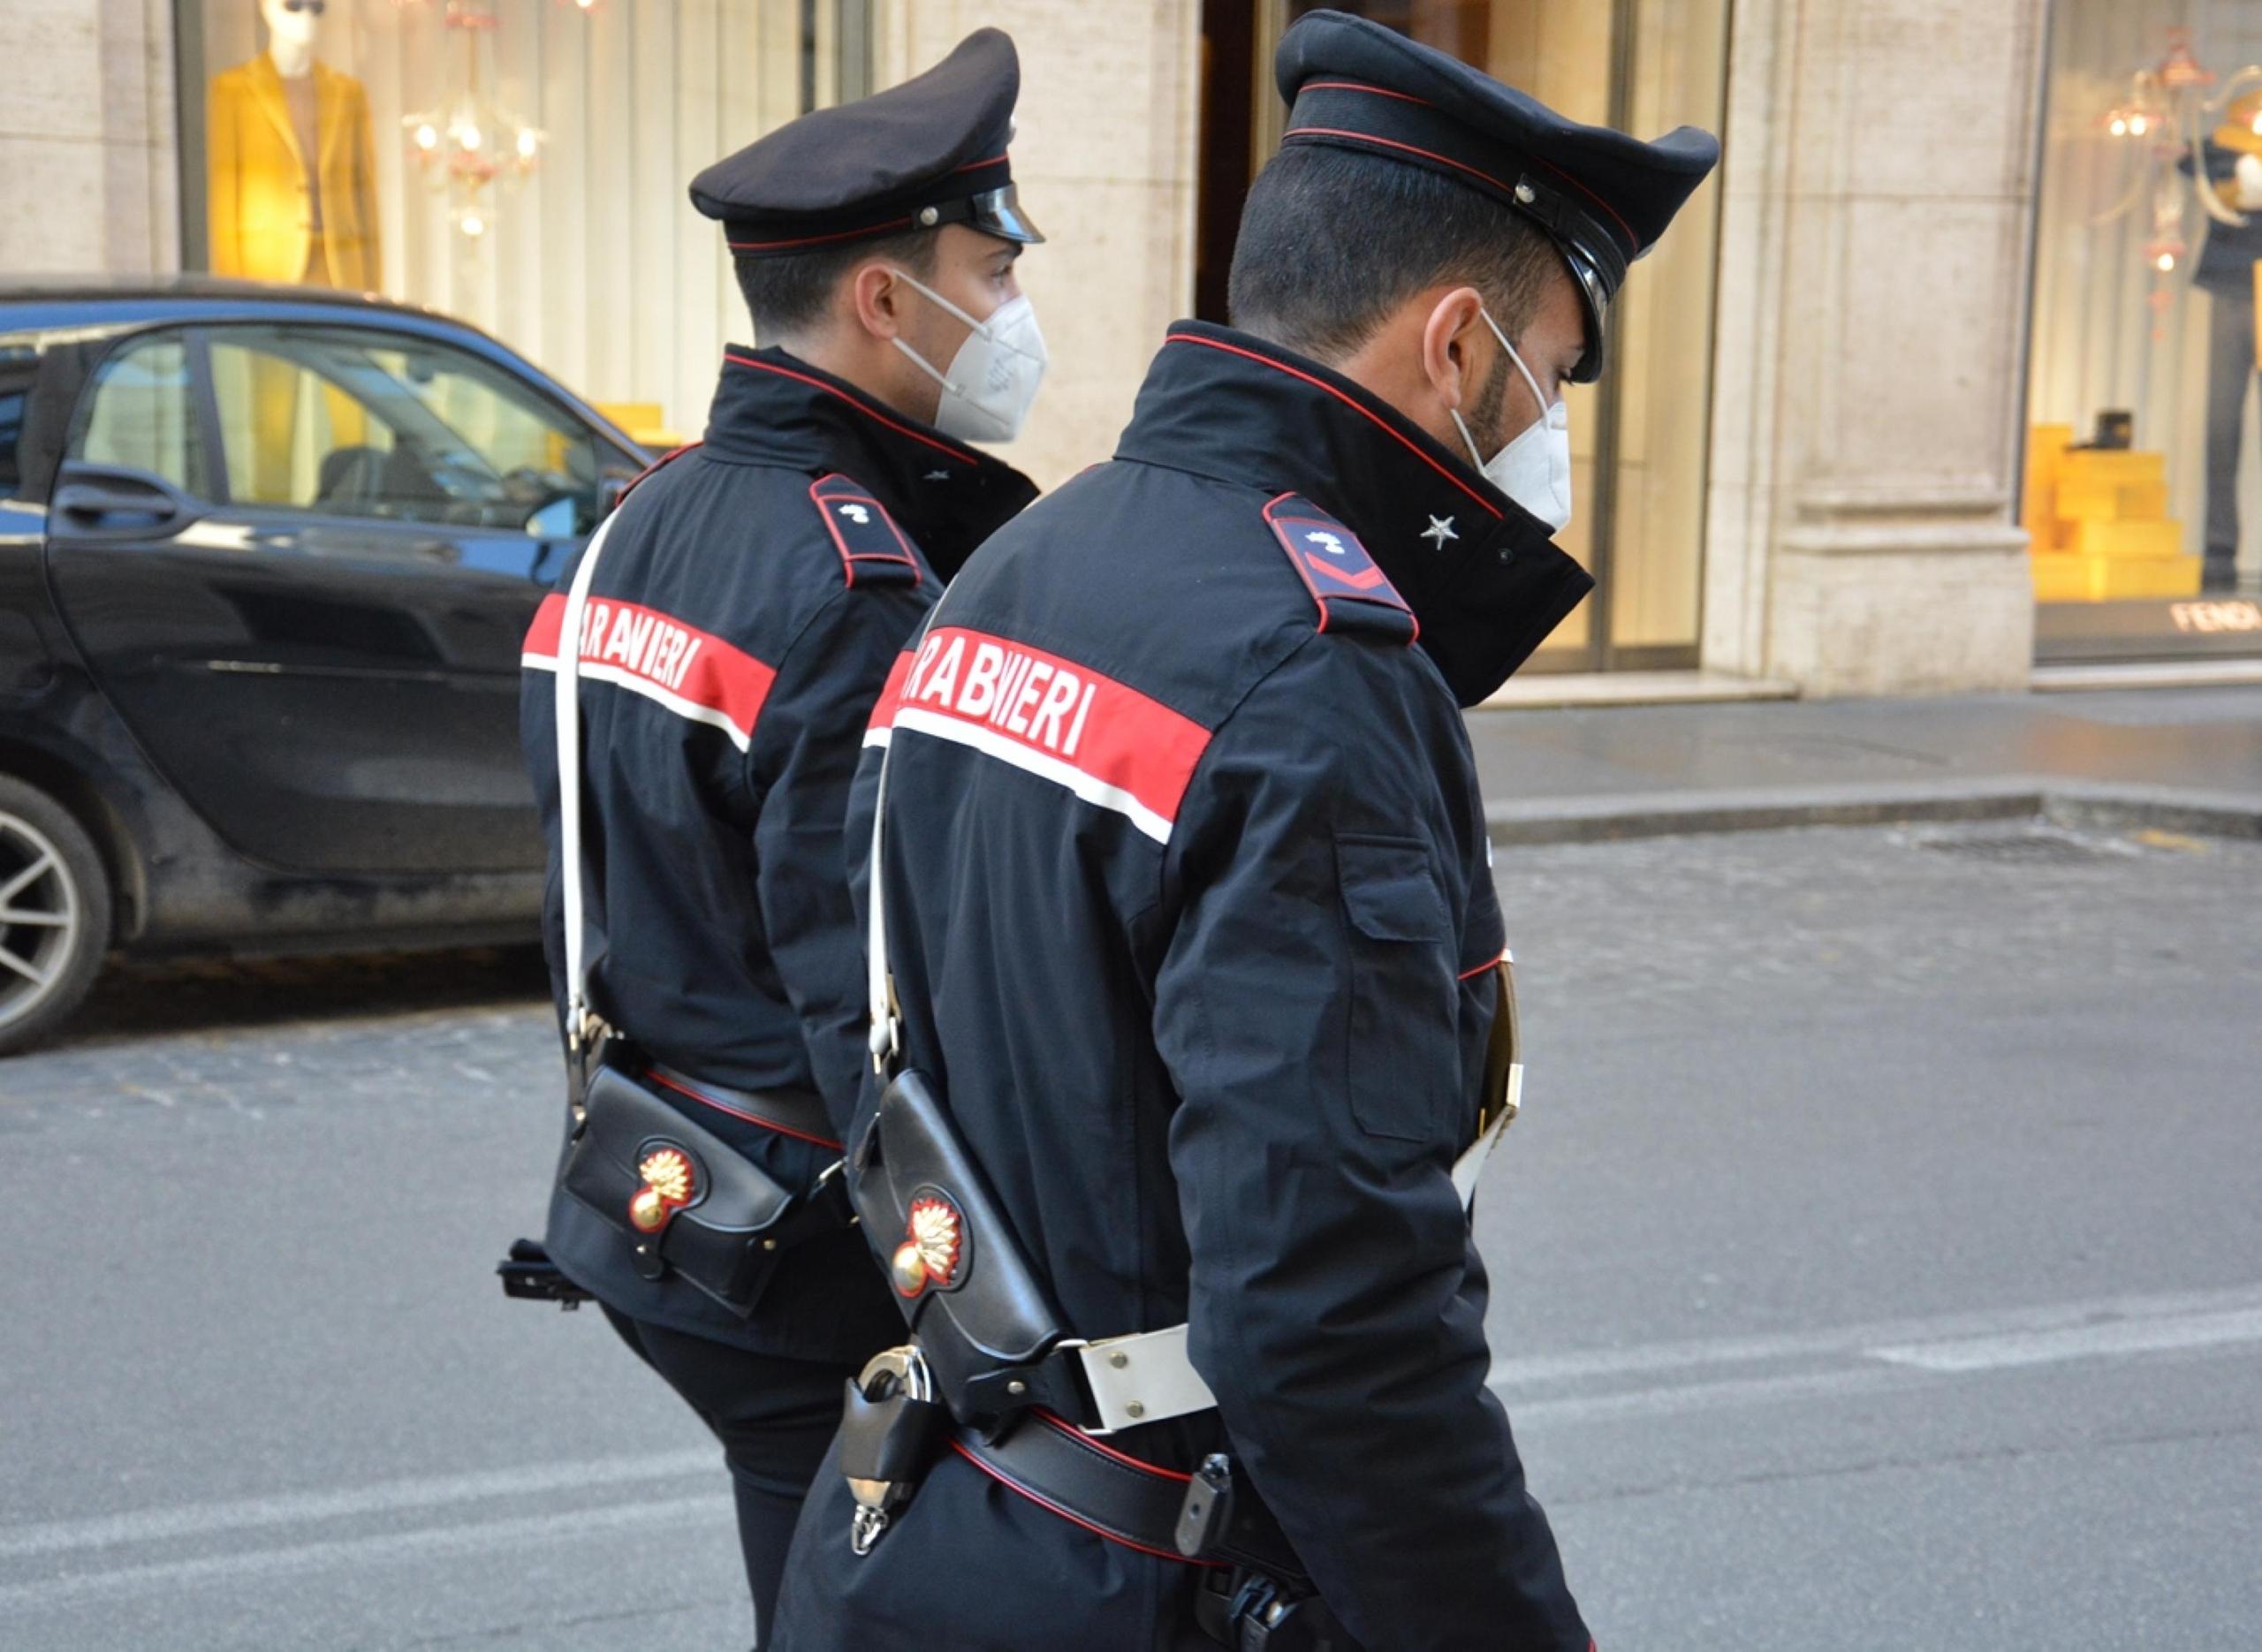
[0, 1448, 714, 1561]
[1868, 1306, 2262, 1373]
[0, 1496, 725, 1614]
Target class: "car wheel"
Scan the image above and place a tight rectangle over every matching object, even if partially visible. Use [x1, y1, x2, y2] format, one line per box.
[0, 777, 113, 1056]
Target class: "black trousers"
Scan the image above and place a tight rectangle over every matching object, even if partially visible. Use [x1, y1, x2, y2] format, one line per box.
[2205, 285, 2254, 585]
[603, 1306, 859, 1648]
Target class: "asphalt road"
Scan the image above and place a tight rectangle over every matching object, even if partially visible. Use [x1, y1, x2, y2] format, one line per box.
[1, 817, 2255, 1649]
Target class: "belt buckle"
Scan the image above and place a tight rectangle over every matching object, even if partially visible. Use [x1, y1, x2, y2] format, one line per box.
[846, 1345, 935, 1556]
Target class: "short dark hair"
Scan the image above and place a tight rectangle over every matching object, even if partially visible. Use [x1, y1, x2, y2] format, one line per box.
[1227, 145, 1564, 363]
[733, 227, 940, 343]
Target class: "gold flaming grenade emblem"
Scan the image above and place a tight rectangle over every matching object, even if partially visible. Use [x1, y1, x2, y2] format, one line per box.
[890, 1194, 963, 1298]
[628, 1147, 695, 1233]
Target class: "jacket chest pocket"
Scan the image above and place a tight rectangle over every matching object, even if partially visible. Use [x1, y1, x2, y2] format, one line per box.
[1335, 834, 1459, 1144]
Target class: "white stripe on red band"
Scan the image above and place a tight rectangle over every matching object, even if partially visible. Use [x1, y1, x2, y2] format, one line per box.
[873, 625, 1211, 843]
[892, 707, 1174, 843]
[523, 653, 757, 753]
[524, 591, 775, 748]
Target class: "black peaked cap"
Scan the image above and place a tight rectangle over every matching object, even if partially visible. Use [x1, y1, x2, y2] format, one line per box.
[1276, 10, 1719, 381]
[691, 27, 1043, 256]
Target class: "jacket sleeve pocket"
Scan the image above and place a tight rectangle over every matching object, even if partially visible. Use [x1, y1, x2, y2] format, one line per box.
[1335, 834, 1458, 1143]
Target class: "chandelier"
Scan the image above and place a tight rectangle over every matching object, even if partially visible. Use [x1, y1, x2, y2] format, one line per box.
[399, 1, 570, 239]
[2096, 27, 2262, 291]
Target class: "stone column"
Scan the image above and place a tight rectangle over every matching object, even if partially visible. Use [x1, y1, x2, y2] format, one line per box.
[1703, 0, 2049, 695]
[869, 1, 1202, 489]
[0, 0, 178, 277]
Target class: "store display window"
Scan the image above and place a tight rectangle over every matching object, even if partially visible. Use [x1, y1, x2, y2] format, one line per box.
[2027, 3, 2262, 659]
[177, 0, 870, 444]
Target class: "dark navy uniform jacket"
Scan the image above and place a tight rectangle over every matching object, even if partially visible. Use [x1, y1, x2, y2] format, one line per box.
[785, 322, 1595, 1648]
[520, 346, 1035, 1360]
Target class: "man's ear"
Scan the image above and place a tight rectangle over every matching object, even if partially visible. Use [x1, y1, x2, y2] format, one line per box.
[848, 261, 907, 342]
[1419, 284, 1488, 415]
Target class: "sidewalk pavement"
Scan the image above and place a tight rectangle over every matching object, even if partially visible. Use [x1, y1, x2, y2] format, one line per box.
[1467, 684, 2262, 843]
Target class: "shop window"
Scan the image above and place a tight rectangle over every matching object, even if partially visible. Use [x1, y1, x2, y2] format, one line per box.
[176, 0, 870, 445]
[2028, 4, 2262, 659]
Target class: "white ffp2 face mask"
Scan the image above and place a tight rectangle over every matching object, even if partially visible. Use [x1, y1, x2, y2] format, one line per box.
[1450, 308, 1574, 534]
[888, 269, 1048, 443]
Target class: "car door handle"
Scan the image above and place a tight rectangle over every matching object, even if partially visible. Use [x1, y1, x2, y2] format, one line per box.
[49, 464, 205, 540]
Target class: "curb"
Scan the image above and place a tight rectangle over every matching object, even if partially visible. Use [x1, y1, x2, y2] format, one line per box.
[1484, 777, 2262, 847]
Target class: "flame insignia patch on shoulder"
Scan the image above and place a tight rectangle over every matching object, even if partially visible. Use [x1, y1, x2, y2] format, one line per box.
[890, 1193, 964, 1298]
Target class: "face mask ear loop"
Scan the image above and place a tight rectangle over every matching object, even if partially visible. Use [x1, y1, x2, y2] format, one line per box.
[890, 335, 962, 399]
[1449, 406, 1487, 474]
[888, 266, 991, 337]
[1480, 307, 1555, 431]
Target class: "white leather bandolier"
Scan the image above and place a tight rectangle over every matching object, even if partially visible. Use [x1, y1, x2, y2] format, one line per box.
[862, 705, 1520, 1436]
[555, 506, 625, 1068]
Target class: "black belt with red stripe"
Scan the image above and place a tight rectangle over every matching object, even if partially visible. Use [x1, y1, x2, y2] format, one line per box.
[645, 1062, 842, 1150]
[950, 1410, 1308, 1585]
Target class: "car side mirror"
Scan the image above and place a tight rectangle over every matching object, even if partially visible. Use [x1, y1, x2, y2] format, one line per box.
[522, 494, 579, 541]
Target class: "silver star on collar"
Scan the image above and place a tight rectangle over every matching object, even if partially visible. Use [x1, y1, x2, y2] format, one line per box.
[923, 470, 953, 482]
[1421, 514, 1458, 547]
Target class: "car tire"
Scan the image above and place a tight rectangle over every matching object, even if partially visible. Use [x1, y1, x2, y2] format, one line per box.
[0, 776, 113, 1056]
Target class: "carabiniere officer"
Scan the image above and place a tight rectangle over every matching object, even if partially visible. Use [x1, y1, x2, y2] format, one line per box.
[770, 11, 1718, 1651]
[517, 29, 1046, 1647]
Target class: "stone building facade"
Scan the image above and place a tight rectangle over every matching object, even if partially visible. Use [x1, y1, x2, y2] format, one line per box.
[8, 0, 2258, 696]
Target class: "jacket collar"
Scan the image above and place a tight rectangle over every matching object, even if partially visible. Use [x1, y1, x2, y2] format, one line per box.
[704, 346, 1038, 579]
[1112, 321, 1593, 704]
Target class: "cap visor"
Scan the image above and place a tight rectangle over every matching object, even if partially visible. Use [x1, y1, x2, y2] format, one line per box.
[970, 186, 1045, 246]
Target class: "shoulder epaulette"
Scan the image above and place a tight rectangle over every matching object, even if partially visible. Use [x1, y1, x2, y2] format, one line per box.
[1262, 492, 1418, 644]
[810, 473, 924, 589]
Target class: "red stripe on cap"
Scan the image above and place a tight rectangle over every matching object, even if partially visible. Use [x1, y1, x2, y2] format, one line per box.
[1285, 124, 1517, 200]
[723, 353, 977, 466]
[952, 150, 1010, 173]
[725, 216, 915, 252]
[1300, 79, 1434, 106]
[1290, 118, 1641, 258]
[1530, 154, 1641, 253]
[1165, 332, 1500, 519]
[524, 592, 775, 743]
[890, 625, 1212, 839]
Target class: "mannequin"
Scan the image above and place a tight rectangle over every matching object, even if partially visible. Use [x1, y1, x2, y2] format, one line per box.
[208, 0, 381, 290]
[2189, 91, 2262, 593]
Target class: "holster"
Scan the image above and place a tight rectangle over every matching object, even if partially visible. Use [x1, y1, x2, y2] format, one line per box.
[838, 1068, 1339, 1647]
[847, 1066, 1074, 1433]
[558, 1055, 848, 1315]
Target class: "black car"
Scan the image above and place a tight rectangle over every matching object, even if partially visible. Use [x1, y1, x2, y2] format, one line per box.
[0, 277, 648, 1053]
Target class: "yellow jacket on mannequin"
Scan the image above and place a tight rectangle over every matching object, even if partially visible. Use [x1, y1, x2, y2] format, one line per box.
[208, 53, 381, 290]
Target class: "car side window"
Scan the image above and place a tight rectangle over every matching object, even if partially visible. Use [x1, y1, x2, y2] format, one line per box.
[0, 344, 36, 496]
[70, 335, 205, 494]
[206, 325, 604, 533]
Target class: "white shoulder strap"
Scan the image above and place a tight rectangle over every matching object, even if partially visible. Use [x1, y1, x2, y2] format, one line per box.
[865, 698, 901, 1074]
[555, 506, 625, 1053]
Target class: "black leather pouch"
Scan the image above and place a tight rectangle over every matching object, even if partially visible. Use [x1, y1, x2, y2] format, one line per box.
[849, 1068, 1070, 1414]
[560, 1061, 798, 1315]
